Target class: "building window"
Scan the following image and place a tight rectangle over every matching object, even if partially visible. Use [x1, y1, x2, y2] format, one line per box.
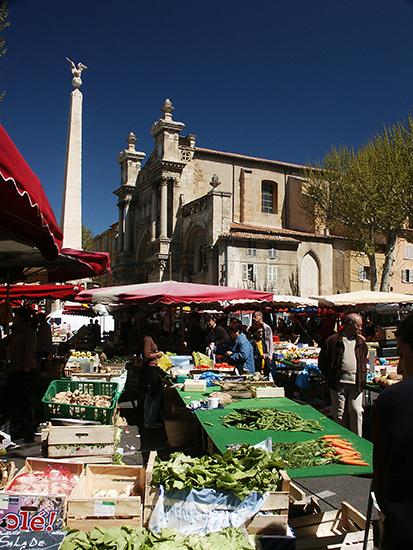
[268, 246, 277, 259]
[358, 266, 371, 281]
[247, 241, 257, 257]
[267, 265, 278, 282]
[261, 181, 277, 214]
[242, 263, 256, 281]
[402, 269, 413, 283]
[405, 245, 413, 260]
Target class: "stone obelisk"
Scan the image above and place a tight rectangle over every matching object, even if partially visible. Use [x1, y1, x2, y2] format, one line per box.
[60, 58, 87, 249]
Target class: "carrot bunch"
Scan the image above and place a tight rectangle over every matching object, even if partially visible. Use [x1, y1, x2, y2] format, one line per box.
[322, 435, 369, 466]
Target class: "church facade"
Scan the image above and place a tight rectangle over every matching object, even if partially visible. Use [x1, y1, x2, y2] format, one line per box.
[111, 100, 352, 296]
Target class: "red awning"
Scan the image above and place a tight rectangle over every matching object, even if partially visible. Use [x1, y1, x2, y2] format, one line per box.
[47, 248, 111, 282]
[0, 247, 111, 284]
[0, 284, 80, 300]
[0, 125, 63, 260]
[77, 280, 273, 305]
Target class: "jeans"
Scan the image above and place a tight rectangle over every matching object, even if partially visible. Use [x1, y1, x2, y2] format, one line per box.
[144, 391, 162, 426]
[330, 383, 363, 436]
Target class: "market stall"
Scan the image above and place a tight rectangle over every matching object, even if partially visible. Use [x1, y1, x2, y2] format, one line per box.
[171, 385, 373, 478]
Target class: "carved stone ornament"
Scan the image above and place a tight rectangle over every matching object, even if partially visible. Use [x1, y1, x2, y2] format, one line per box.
[210, 174, 221, 189]
[66, 57, 87, 88]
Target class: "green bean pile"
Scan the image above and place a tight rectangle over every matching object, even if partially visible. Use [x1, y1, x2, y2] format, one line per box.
[222, 408, 322, 433]
[272, 439, 331, 468]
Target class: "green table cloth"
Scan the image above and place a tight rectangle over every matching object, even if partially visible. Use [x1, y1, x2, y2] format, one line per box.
[177, 387, 373, 478]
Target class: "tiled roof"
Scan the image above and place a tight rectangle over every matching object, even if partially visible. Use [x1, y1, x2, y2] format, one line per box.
[225, 222, 347, 241]
[223, 231, 299, 243]
[194, 147, 308, 171]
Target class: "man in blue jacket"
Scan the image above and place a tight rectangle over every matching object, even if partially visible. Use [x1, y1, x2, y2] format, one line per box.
[226, 320, 255, 374]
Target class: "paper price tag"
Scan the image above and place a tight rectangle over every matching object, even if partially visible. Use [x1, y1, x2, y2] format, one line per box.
[0, 495, 9, 510]
[94, 500, 116, 516]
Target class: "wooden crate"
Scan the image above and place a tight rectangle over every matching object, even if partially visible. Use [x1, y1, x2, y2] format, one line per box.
[251, 386, 285, 398]
[245, 470, 290, 535]
[2, 458, 84, 532]
[183, 379, 207, 392]
[143, 451, 290, 535]
[66, 464, 145, 530]
[143, 451, 158, 527]
[290, 501, 373, 549]
[41, 424, 118, 461]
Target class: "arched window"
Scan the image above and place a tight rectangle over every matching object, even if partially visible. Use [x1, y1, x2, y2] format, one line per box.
[261, 180, 277, 214]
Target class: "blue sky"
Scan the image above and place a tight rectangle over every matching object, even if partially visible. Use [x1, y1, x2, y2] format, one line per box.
[1, 0, 413, 235]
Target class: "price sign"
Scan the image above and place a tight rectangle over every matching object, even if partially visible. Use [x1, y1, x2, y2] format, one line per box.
[0, 530, 65, 549]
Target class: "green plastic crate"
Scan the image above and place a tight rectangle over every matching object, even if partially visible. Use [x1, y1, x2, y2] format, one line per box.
[42, 380, 119, 424]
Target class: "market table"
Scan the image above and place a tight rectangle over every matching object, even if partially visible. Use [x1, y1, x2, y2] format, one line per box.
[175, 386, 373, 478]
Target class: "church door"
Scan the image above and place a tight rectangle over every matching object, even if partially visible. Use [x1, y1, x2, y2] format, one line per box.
[300, 253, 320, 297]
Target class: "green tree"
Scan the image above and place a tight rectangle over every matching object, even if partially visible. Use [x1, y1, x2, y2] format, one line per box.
[303, 117, 413, 291]
[82, 225, 95, 251]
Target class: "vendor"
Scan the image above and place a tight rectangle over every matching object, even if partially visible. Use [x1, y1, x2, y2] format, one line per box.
[206, 314, 231, 357]
[248, 311, 273, 361]
[251, 325, 269, 374]
[226, 320, 254, 374]
[142, 322, 164, 430]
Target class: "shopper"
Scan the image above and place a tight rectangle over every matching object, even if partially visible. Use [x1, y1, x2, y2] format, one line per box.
[206, 314, 231, 356]
[249, 311, 274, 361]
[0, 308, 36, 441]
[373, 314, 413, 548]
[142, 323, 164, 429]
[185, 312, 206, 353]
[226, 320, 255, 374]
[318, 313, 367, 436]
[35, 312, 53, 365]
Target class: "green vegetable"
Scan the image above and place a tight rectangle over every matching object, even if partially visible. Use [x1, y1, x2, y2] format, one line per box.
[151, 446, 284, 499]
[272, 439, 332, 468]
[61, 527, 255, 550]
[222, 408, 322, 433]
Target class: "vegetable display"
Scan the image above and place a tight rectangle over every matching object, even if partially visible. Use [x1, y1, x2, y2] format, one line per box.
[272, 435, 369, 468]
[7, 465, 78, 496]
[222, 408, 323, 433]
[151, 446, 284, 499]
[52, 390, 112, 408]
[61, 526, 255, 550]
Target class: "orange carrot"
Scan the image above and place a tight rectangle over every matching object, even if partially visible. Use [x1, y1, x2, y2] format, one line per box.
[329, 441, 354, 450]
[339, 458, 369, 466]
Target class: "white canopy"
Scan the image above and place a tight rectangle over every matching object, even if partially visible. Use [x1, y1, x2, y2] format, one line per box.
[222, 295, 318, 310]
[311, 290, 413, 307]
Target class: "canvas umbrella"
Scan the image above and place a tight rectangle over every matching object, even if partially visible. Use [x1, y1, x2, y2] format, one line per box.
[76, 280, 273, 306]
[311, 290, 413, 308]
[0, 124, 63, 261]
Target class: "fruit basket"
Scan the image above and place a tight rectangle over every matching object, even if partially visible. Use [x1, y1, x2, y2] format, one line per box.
[42, 380, 119, 424]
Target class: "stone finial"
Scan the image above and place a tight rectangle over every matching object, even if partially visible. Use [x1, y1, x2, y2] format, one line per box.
[66, 57, 87, 89]
[210, 174, 221, 189]
[162, 98, 174, 121]
[127, 131, 137, 152]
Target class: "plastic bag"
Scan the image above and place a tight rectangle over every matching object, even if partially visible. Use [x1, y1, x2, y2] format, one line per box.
[192, 352, 214, 369]
[149, 485, 265, 535]
[158, 353, 173, 372]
